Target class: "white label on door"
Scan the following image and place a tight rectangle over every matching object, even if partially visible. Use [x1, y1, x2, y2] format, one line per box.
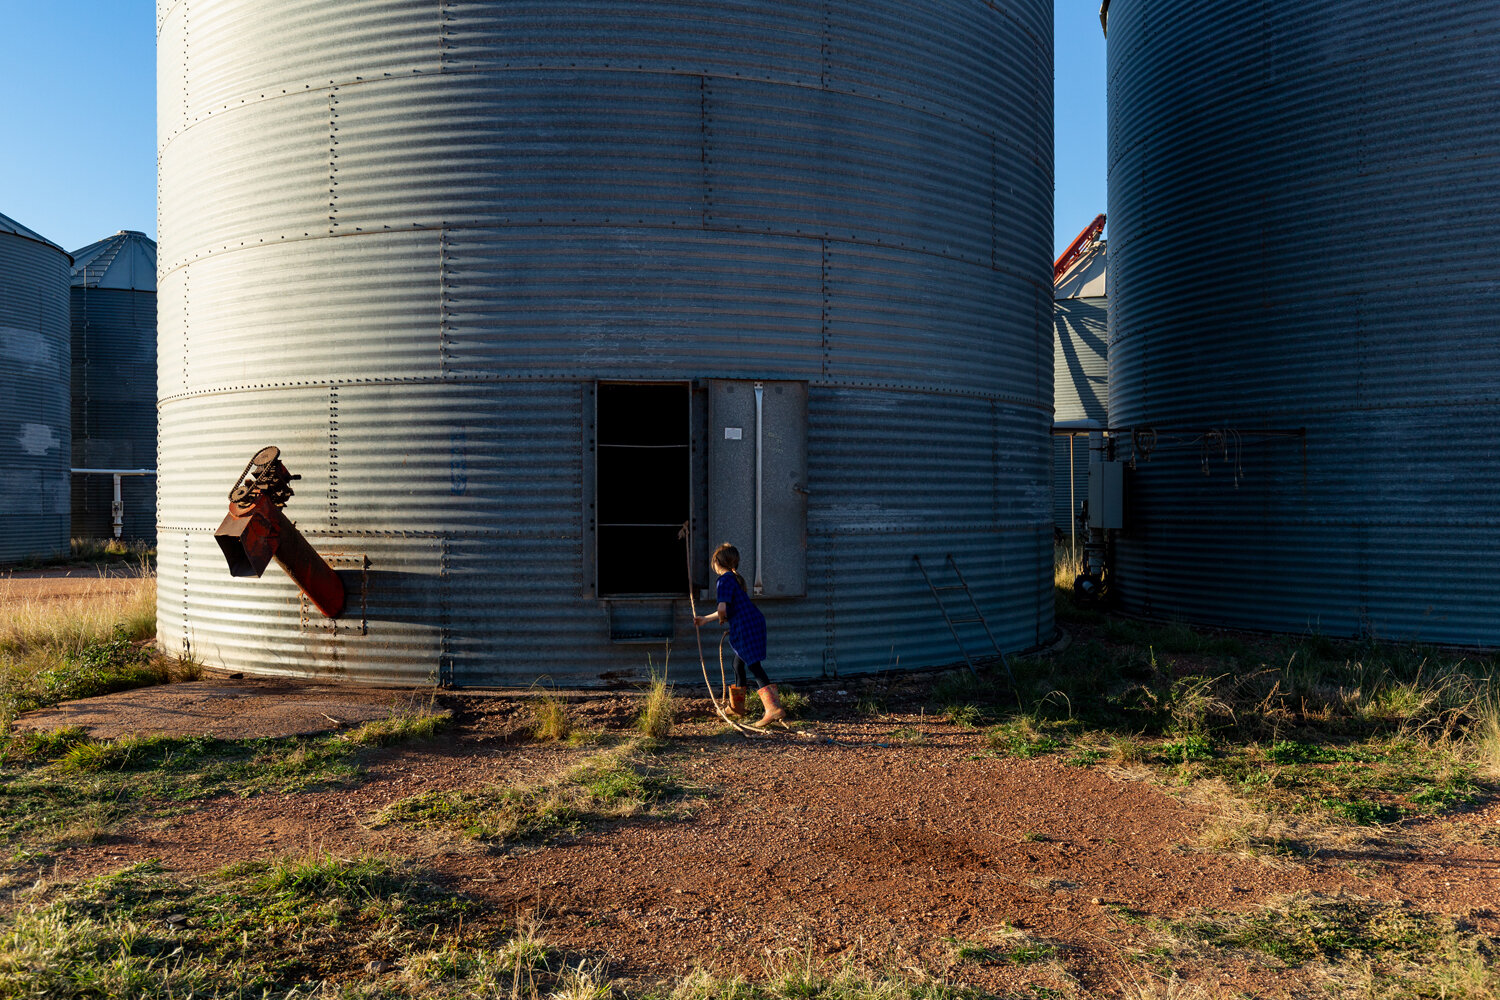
[723, 427, 743, 440]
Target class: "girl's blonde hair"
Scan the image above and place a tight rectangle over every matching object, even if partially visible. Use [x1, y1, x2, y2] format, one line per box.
[711, 542, 748, 593]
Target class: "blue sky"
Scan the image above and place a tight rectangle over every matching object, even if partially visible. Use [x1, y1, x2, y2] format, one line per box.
[0, 1, 1107, 259]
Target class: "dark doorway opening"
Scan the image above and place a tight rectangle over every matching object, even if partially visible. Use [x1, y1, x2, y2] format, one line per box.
[596, 382, 691, 597]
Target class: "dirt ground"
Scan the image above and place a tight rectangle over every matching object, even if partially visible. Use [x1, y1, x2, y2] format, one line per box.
[44, 691, 1500, 998]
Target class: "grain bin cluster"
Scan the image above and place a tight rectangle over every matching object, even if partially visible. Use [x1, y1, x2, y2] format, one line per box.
[9, 0, 1493, 690]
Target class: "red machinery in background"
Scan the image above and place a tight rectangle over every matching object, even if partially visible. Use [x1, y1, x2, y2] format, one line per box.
[1054, 213, 1106, 283]
[214, 446, 346, 619]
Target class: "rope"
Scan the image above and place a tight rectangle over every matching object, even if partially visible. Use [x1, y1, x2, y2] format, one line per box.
[680, 523, 767, 738]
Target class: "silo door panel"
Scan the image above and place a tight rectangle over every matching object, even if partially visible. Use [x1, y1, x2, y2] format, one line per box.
[707, 380, 807, 599]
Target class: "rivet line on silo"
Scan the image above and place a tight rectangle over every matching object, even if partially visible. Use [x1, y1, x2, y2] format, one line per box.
[329, 386, 340, 530]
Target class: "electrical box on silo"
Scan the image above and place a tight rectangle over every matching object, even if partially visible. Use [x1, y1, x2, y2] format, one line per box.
[1089, 461, 1125, 531]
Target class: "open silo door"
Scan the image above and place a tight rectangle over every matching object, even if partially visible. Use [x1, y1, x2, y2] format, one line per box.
[706, 380, 808, 599]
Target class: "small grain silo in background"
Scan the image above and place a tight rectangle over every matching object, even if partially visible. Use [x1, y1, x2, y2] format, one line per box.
[1052, 233, 1107, 540]
[157, 0, 1055, 685]
[70, 231, 158, 544]
[1104, 0, 1500, 645]
[0, 212, 72, 565]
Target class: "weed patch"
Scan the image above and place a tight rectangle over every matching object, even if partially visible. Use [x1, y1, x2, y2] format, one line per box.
[533, 695, 573, 742]
[0, 713, 448, 848]
[343, 707, 452, 747]
[1148, 893, 1500, 998]
[380, 741, 682, 848]
[636, 674, 677, 739]
[0, 854, 478, 997]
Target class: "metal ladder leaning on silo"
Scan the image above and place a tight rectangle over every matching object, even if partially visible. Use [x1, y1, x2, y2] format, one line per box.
[914, 554, 1016, 685]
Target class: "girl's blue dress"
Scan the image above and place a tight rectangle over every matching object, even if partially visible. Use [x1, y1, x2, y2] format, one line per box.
[716, 572, 767, 664]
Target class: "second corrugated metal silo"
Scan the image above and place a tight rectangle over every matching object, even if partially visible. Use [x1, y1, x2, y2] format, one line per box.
[70, 231, 158, 544]
[157, 0, 1054, 685]
[0, 212, 71, 565]
[1052, 240, 1107, 535]
[1106, 1, 1500, 644]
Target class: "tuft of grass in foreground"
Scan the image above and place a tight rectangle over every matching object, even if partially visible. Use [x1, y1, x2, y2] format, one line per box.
[533, 694, 573, 742]
[948, 929, 1063, 968]
[0, 854, 481, 997]
[665, 955, 1014, 1000]
[379, 740, 681, 847]
[0, 710, 450, 847]
[636, 674, 677, 739]
[1159, 893, 1499, 998]
[344, 707, 452, 747]
[0, 880, 1036, 1000]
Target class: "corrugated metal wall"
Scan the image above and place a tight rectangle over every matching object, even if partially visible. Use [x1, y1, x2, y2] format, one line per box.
[157, 0, 1054, 685]
[0, 220, 71, 565]
[1107, 1, 1500, 645]
[71, 232, 159, 543]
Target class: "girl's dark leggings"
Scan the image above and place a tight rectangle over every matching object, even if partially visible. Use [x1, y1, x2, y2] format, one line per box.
[733, 654, 772, 690]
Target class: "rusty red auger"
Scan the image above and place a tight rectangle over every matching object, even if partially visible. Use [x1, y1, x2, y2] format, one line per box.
[213, 446, 346, 619]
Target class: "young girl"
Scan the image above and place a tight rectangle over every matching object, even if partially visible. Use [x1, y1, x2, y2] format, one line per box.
[694, 542, 785, 727]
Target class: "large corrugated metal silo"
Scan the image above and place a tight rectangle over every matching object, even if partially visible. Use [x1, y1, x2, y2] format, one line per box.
[157, 0, 1054, 685]
[1052, 240, 1107, 534]
[0, 212, 71, 565]
[1106, 1, 1500, 644]
[70, 231, 158, 544]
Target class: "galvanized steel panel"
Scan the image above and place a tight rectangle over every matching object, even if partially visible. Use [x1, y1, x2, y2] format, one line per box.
[0, 224, 71, 563]
[707, 380, 808, 599]
[1107, 0, 1500, 644]
[158, 0, 1053, 684]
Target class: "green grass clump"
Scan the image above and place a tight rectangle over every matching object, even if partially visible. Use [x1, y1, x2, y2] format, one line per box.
[0, 727, 410, 846]
[533, 695, 573, 742]
[0, 854, 477, 997]
[380, 742, 679, 847]
[944, 704, 986, 729]
[636, 674, 677, 739]
[342, 707, 452, 747]
[1159, 893, 1500, 998]
[777, 688, 810, 718]
[1185, 894, 1443, 966]
[669, 954, 1007, 1000]
[985, 720, 1063, 759]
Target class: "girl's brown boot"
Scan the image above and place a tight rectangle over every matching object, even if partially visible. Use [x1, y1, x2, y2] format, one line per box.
[753, 685, 786, 727]
[726, 685, 748, 718]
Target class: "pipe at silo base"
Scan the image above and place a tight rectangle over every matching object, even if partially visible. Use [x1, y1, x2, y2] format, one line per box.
[215, 496, 346, 619]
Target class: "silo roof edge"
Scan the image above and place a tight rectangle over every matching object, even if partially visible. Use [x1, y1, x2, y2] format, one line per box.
[0, 210, 70, 259]
[70, 230, 158, 290]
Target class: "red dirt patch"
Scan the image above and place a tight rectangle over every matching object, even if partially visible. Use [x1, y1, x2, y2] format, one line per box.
[57, 698, 1488, 996]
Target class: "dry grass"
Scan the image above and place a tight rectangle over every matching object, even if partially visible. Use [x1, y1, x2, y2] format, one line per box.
[0, 565, 156, 660]
[1474, 694, 1500, 781]
[533, 695, 573, 742]
[0, 566, 168, 725]
[1054, 541, 1083, 592]
[635, 673, 677, 740]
